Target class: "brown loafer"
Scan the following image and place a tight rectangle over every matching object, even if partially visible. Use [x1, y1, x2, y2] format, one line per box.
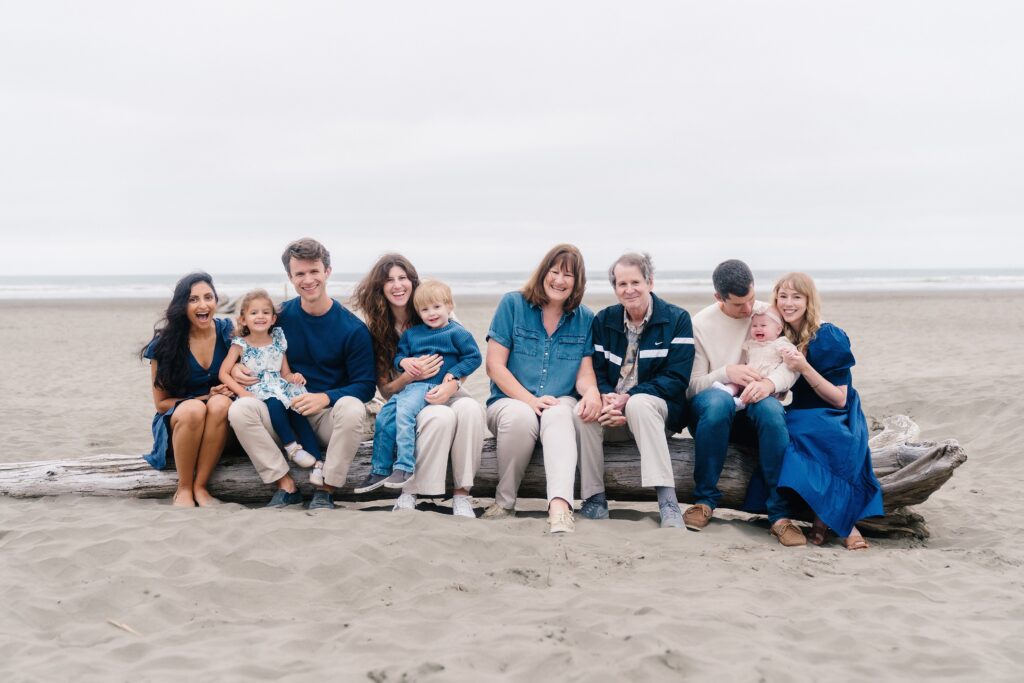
[683, 503, 713, 531]
[770, 519, 807, 547]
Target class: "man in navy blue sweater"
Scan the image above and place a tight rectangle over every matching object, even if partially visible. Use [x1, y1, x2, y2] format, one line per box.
[228, 238, 376, 510]
[575, 253, 695, 527]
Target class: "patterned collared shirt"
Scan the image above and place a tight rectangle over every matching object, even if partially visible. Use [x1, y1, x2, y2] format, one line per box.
[615, 298, 653, 393]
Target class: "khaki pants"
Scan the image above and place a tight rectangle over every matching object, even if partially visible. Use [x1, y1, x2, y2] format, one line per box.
[405, 390, 485, 496]
[229, 395, 365, 488]
[485, 396, 581, 509]
[576, 393, 675, 500]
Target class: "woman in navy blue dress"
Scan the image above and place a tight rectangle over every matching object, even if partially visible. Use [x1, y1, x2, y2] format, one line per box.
[771, 272, 883, 550]
[141, 272, 235, 507]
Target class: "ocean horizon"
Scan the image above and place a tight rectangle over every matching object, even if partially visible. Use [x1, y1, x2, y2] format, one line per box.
[1, 268, 1022, 300]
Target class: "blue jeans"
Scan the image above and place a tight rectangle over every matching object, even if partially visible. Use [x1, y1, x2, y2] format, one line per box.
[688, 387, 792, 523]
[370, 382, 435, 475]
[265, 397, 323, 461]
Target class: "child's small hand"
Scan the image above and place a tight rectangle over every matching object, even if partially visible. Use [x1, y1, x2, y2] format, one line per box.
[399, 357, 421, 377]
[290, 372, 306, 386]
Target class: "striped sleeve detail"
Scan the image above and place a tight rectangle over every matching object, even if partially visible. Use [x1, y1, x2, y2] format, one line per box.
[595, 344, 623, 365]
[671, 337, 695, 344]
[638, 349, 668, 359]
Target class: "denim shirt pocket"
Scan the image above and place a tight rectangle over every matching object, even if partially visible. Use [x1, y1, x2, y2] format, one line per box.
[555, 334, 586, 360]
[512, 325, 541, 357]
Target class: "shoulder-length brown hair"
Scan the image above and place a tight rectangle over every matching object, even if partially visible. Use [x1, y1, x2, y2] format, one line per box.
[771, 272, 822, 354]
[350, 253, 421, 382]
[521, 243, 587, 312]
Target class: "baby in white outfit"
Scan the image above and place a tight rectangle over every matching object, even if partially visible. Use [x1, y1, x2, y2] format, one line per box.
[714, 302, 797, 410]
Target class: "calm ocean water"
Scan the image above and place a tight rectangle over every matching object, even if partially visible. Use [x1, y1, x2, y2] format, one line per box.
[1, 269, 1022, 300]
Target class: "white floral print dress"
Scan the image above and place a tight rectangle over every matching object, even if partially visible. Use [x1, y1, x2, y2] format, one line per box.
[233, 327, 307, 408]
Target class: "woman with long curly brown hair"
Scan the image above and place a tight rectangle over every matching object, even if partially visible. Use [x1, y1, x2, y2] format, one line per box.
[350, 254, 485, 517]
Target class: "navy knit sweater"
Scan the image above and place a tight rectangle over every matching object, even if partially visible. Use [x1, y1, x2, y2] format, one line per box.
[394, 321, 481, 382]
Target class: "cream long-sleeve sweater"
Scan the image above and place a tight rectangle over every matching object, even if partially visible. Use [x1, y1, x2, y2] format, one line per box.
[686, 301, 799, 399]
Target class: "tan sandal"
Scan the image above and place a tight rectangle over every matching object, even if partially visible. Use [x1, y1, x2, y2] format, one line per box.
[843, 530, 870, 551]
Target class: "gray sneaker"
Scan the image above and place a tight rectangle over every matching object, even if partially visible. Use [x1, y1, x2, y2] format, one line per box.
[580, 493, 609, 520]
[659, 500, 683, 528]
[353, 473, 389, 494]
[307, 490, 336, 510]
[382, 470, 413, 489]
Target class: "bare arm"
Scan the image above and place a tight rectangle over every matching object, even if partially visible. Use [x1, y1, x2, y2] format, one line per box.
[573, 356, 602, 422]
[780, 347, 848, 409]
[150, 362, 182, 413]
[218, 346, 253, 398]
[280, 355, 305, 385]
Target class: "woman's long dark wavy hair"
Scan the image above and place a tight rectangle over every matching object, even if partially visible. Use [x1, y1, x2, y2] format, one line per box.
[350, 254, 421, 383]
[140, 272, 218, 397]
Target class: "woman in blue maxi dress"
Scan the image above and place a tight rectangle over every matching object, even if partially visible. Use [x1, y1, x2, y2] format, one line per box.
[772, 272, 883, 550]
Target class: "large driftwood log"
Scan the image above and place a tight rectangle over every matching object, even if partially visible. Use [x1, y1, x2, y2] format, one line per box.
[0, 416, 965, 538]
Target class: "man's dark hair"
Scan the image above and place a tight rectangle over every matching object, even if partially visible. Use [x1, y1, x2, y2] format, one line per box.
[281, 238, 331, 275]
[712, 259, 754, 300]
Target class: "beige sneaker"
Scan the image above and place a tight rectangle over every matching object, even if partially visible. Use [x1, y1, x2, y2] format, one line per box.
[482, 503, 515, 519]
[548, 510, 575, 534]
[770, 519, 807, 547]
[683, 503, 712, 531]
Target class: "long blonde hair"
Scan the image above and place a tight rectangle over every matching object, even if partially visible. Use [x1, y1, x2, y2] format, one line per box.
[771, 272, 822, 353]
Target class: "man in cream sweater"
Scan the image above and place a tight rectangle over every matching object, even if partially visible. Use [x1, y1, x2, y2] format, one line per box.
[682, 260, 806, 546]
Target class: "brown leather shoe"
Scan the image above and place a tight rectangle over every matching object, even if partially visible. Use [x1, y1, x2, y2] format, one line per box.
[683, 503, 712, 531]
[770, 519, 807, 547]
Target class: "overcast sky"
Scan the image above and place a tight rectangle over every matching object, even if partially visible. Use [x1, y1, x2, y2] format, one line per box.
[1, 2, 1021, 276]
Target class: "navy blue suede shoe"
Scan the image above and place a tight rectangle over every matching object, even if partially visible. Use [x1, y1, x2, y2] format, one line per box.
[580, 493, 609, 520]
[266, 489, 304, 508]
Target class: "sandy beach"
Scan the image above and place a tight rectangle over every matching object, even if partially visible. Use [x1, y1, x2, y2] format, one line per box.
[1, 290, 1021, 681]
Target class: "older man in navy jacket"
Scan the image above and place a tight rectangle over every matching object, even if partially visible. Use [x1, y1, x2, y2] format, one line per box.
[575, 253, 694, 527]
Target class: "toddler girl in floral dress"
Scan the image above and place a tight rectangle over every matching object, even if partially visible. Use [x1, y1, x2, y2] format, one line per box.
[219, 289, 326, 485]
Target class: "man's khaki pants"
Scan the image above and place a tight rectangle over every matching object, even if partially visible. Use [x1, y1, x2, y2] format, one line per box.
[576, 393, 676, 500]
[229, 396, 365, 488]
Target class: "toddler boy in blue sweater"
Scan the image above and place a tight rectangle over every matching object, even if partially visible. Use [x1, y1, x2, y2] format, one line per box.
[372, 280, 481, 490]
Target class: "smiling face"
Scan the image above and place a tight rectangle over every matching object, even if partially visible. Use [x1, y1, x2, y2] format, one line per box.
[417, 299, 453, 329]
[240, 297, 277, 335]
[612, 263, 653, 320]
[288, 257, 331, 308]
[774, 284, 808, 328]
[543, 259, 576, 307]
[750, 312, 783, 342]
[186, 282, 217, 331]
[383, 265, 412, 310]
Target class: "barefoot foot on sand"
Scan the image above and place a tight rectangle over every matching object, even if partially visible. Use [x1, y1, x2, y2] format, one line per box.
[172, 489, 196, 507]
[194, 488, 222, 507]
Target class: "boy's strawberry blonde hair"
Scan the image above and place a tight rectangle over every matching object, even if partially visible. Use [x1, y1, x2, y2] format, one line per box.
[413, 279, 454, 310]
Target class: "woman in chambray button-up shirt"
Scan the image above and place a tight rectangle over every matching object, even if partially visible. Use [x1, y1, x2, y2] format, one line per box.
[483, 244, 602, 533]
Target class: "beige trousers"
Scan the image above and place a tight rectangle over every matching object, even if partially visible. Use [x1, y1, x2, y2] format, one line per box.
[228, 395, 366, 488]
[485, 396, 581, 509]
[405, 390, 485, 496]
[576, 393, 675, 500]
